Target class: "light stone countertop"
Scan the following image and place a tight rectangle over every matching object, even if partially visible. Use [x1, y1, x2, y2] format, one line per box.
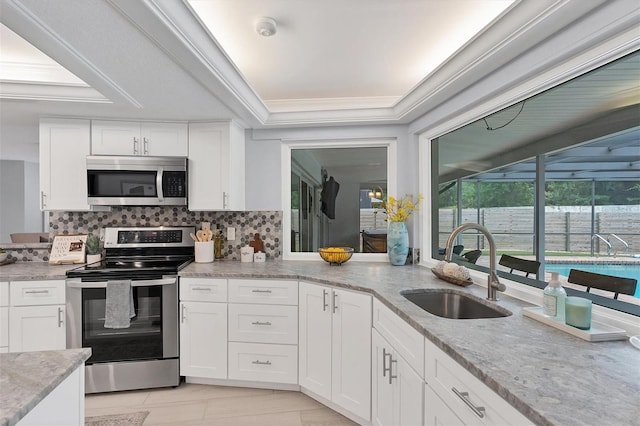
[0, 348, 91, 426]
[180, 260, 640, 426]
[1, 260, 638, 426]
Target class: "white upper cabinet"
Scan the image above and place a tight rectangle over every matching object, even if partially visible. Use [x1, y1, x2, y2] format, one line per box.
[39, 118, 92, 211]
[91, 120, 187, 156]
[188, 121, 245, 211]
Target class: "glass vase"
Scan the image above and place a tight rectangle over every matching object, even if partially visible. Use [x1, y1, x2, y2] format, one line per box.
[387, 221, 409, 266]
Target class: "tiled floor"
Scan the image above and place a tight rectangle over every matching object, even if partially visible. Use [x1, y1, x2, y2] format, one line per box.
[85, 382, 358, 425]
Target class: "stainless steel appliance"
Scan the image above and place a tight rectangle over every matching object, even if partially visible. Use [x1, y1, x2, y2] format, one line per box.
[86, 156, 187, 206]
[66, 226, 194, 393]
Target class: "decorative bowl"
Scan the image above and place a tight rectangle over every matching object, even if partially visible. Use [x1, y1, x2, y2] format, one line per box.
[319, 247, 354, 265]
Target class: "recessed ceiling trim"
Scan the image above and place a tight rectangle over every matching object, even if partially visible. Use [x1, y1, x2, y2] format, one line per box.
[106, 0, 268, 126]
[0, 61, 88, 86]
[0, 81, 111, 103]
[265, 96, 402, 113]
[2, 0, 141, 108]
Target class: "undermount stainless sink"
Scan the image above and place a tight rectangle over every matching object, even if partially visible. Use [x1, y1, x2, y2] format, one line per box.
[401, 289, 512, 319]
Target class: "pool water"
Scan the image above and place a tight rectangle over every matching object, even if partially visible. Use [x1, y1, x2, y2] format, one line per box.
[545, 263, 640, 298]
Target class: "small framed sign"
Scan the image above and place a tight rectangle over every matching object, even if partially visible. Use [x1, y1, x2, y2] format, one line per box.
[49, 234, 88, 264]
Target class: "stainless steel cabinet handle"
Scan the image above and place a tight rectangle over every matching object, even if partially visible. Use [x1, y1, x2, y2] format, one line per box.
[192, 287, 212, 291]
[181, 304, 187, 323]
[223, 191, 228, 209]
[251, 321, 272, 326]
[251, 289, 272, 293]
[58, 307, 64, 327]
[452, 387, 486, 418]
[133, 137, 139, 155]
[322, 289, 329, 311]
[143, 137, 149, 155]
[252, 360, 272, 365]
[25, 290, 50, 294]
[382, 348, 390, 377]
[41, 191, 47, 208]
[332, 291, 338, 313]
[389, 355, 397, 384]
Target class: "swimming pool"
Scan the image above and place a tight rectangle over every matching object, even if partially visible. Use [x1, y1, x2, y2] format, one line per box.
[545, 262, 640, 298]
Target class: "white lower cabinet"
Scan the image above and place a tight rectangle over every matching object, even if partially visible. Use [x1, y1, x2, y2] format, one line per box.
[228, 342, 298, 384]
[299, 281, 372, 421]
[1, 281, 8, 353]
[424, 382, 465, 426]
[8, 280, 66, 353]
[179, 278, 228, 379]
[227, 279, 299, 385]
[9, 305, 66, 352]
[424, 338, 533, 426]
[179, 301, 227, 379]
[372, 329, 424, 426]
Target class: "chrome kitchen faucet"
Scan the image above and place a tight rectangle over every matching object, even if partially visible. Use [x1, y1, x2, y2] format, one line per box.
[444, 223, 506, 301]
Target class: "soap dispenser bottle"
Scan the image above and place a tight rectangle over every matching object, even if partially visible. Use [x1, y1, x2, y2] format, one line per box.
[543, 272, 567, 320]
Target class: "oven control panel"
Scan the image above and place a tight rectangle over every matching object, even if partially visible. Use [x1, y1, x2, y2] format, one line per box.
[103, 226, 195, 248]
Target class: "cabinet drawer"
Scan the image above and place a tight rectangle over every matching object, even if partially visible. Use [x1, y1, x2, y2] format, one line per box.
[10, 280, 65, 306]
[0, 282, 8, 307]
[180, 278, 227, 302]
[373, 298, 424, 377]
[228, 304, 298, 344]
[424, 338, 533, 426]
[228, 342, 298, 384]
[228, 279, 298, 305]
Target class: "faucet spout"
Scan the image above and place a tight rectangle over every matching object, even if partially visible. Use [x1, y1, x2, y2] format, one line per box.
[444, 223, 504, 301]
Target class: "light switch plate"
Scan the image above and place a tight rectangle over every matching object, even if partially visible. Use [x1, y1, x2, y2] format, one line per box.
[227, 227, 236, 241]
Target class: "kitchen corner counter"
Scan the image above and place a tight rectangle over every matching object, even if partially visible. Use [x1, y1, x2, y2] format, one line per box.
[181, 260, 640, 426]
[0, 348, 91, 426]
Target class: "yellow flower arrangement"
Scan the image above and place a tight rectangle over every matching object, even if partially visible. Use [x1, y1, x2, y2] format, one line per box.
[382, 193, 423, 222]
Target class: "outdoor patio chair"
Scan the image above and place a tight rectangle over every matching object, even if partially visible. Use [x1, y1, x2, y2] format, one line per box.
[567, 269, 637, 300]
[462, 250, 482, 264]
[499, 254, 540, 278]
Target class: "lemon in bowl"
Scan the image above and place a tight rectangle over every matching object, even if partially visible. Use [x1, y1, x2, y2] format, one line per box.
[319, 247, 354, 265]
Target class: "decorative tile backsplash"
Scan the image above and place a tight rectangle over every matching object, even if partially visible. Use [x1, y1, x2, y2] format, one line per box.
[48, 208, 283, 260]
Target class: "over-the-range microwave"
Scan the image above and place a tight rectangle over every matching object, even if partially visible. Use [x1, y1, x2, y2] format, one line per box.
[87, 155, 187, 206]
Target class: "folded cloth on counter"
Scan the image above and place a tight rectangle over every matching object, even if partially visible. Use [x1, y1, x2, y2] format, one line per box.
[104, 280, 136, 329]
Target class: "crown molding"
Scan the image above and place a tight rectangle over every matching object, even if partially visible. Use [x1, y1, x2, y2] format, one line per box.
[0, 80, 111, 103]
[265, 96, 402, 113]
[0, 61, 87, 85]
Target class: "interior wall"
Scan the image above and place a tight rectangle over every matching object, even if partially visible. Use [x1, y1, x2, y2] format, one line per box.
[0, 160, 42, 242]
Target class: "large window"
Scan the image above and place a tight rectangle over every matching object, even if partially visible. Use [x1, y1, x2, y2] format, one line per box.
[432, 51, 640, 315]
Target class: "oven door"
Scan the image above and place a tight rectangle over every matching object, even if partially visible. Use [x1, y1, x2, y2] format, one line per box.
[66, 277, 178, 364]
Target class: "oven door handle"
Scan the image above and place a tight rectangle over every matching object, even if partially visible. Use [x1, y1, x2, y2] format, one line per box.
[66, 278, 176, 288]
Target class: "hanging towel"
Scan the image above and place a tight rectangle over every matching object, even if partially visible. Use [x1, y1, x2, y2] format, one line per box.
[104, 280, 136, 329]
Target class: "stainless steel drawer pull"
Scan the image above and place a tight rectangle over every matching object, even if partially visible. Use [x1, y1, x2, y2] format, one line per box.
[252, 360, 272, 365]
[251, 289, 272, 293]
[25, 290, 50, 294]
[251, 321, 272, 326]
[332, 292, 338, 313]
[452, 387, 486, 418]
[181, 304, 187, 323]
[192, 287, 212, 291]
[57, 307, 64, 327]
[322, 289, 329, 311]
[389, 356, 397, 384]
[382, 348, 391, 377]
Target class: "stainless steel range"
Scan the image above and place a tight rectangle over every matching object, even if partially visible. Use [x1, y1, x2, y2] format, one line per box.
[65, 226, 194, 393]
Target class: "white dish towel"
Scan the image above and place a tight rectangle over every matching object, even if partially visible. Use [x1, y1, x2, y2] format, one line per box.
[104, 280, 136, 329]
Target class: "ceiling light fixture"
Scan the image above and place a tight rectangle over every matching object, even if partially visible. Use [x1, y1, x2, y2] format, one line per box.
[255, 17, 277, 37]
